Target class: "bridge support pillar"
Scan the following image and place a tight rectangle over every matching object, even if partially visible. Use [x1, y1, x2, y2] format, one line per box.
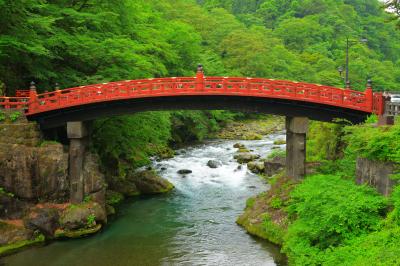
[67, 121, 89, 204]
[286, 116, 309, 180]
[378, 115, 394, 126]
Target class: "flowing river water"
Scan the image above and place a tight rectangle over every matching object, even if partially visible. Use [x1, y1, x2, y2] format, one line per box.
[2, 133, 287, 266]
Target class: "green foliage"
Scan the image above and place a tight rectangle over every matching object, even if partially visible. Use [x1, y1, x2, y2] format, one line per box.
[0, 187, 14, 197]
[283, 174, 387, 265]
[9, 112, 21, 122]
[0, 111, 5, 122]
[246, 197, 255, 208]
[267, 149, 286, 159]
[83, 195, 92, 204]
[39, 140, 60, 147]
[307, 121, 344, 162]
[270, 196, 283, 209]
[86, 214, 96, 228]
[92, 112, 172, 174]
[343, 120, 400, 163]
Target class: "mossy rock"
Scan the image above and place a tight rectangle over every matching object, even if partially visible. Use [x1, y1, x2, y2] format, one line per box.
[243, 133, 263, 140]
[273, 139, 286, 145]
[0, 234, 45, 257]
[128, 170, 174, 194]
[54, 224, 102, 239]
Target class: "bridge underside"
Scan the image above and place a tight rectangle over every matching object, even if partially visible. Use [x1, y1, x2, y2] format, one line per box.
[28, 95, 370, 129]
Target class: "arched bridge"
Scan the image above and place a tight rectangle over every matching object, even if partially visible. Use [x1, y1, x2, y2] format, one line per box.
[0, 69, 388, 203]
[0, 70, 385, 128]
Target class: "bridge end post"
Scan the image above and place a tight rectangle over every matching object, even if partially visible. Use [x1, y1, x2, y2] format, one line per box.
[286, 116, 309, 181]
[67, 121, 89, 204]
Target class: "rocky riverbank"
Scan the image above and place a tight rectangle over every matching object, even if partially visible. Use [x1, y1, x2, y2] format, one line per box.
[0, 114, 284, 258]
[0, 113, 174, 257]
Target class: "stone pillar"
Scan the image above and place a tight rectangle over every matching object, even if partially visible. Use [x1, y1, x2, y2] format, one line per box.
[378, 115, 394, 126]
[286, 116, 309, 180]
[67, 121, 89, 203]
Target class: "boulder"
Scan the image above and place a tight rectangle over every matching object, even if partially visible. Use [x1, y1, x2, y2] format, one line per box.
[234, 153, 260, 164]
[207, 160, 222, 169]
[177, 169, 192, 175]
[247, 161, 265, 174]
[107, 176, 140, 197]
[0, 193, 31, 220]
[264, 156, 286, 177]
[128, 170, 174, 194]
[0, 222, 33, 246]
[24, 208, 59, 237]
[60, 202, 107, 230]
[233, 143, 246, 149]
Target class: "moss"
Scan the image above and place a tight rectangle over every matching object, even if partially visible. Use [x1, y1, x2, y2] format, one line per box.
[157, 182, 175, 193]
[243, 133, 263, 140]
[106, 190, 124, 205]
[273, 139, 286, 145]
[261, 214, 286, 245]
[54, 224, 102, 239]
[238, 148, 250, 153]
[39, 140, 60, 147]
[0, 234, 45, 257]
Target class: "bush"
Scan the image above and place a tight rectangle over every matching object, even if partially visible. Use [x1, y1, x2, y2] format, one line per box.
[283, 174, 387, 265]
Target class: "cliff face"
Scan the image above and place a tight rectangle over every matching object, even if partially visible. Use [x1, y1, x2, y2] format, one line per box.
[0, 113, 107, 255]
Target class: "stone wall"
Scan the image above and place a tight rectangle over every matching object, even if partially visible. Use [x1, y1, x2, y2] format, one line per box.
[356, 157, 399, 196]
[0, 117, 106, 217]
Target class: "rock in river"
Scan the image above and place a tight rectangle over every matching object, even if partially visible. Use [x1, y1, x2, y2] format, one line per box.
[207, 160, 222, 169]
[178, 169, 192, 175]
[234, 153, 260, 164]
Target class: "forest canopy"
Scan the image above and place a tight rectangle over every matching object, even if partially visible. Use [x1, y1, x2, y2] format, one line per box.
[1, 0, 400, 93]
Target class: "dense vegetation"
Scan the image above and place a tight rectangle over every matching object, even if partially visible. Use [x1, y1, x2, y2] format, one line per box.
[1, 0, 400, 173]
[1, 1, 400, 264]
[262, 118, 399, 265]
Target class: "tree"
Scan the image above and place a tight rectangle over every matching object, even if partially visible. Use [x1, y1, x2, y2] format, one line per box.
[385, 0, 400, 28]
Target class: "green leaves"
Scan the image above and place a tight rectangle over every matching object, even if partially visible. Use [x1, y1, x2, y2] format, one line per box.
[283, 174, 387, 264]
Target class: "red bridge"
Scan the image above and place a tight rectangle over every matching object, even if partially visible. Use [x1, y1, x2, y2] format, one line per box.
[0, 68, 389, 201]
[0, 70, 385, 128]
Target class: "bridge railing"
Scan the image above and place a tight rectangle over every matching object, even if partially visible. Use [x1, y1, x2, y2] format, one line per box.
[0, 74, 385, 116]
[386, 102, 400, 116]
[0, 97, 29, 110]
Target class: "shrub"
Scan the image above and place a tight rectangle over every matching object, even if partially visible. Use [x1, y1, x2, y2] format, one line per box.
[283, 174, 387, 265]
[9, 111, 21, 122]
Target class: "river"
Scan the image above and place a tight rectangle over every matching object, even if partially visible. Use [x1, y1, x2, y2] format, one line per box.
[2, 133, 287, 266]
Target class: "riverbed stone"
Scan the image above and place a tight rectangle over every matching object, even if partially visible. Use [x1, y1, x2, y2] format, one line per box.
[247, 162, 265, 174]
[234, 153, 260, 164]
[24, 208, 60, 237]
[207, 160, 222, 169]
[128, 170, 174, 194]
[177, 169, 192, 175]
[0, 222, 34, 246]
[59, 202, 107, 230]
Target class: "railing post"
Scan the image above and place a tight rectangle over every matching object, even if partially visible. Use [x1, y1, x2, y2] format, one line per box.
[365, 79, 373, 112]
[4, 97, 10, 109]
[28, 81, 38, 113]
[196, 64, 205, 92]
[56, 89, 61, 107]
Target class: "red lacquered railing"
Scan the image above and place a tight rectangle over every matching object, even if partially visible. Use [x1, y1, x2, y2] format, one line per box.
[0, 72, 386, 116]
[0, 97, 29, 110]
